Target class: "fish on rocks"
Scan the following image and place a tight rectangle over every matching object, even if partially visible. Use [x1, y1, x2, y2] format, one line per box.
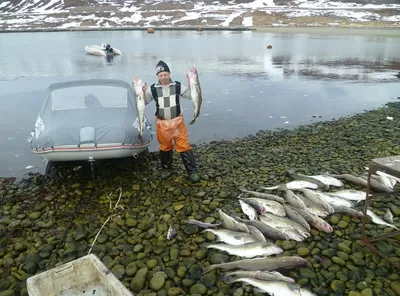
[314, 191, 354, 208]
[239, 188, 285, 203]
[332, 173, 393, 193]
[238, 199, 258, 220]
[290, 206, 333, 233]
[296, 194, 330, 218]
[201, 229, 257, 245]
[261, 180, 318, 191]
[131, 76, 146, 143]
[284, 190, 307, 210]
[384, 209, 394, 224]
[202, 256, 309, 274]
[331, 204, 363, 218]
[224, 278, 303, 295]
[187, 219, 221, 228]
[298, 188, 335, 214]
[202, 242, 283, 258]
[367, 210, 399, 230]
[359, 175, 394, 193]
[258, 213, 310, 241]
[247, 225, 269, 242]
[330, 174, 368, 187]
[283, 204, 311, 232]
[218, 209, 249, 233]
[309, 174, 343, 188]
[237, 196, 286, 216]
[223, 270, 295, 284]
[167, 224, 177, 240]
[237, 218, 290, 241]
[326, 189, 367, 202]
[286, 169, 328, 189]
[187, 67, 202, 124]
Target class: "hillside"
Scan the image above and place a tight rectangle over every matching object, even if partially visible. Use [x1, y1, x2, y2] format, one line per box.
[0, 0, 399, 30]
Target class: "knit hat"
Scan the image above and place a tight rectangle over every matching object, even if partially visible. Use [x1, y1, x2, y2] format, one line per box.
[156, 60, 170, 75]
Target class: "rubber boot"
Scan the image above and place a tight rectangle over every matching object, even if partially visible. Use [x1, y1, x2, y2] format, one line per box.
[160, 150, 173, 180]
[180, 150, 200, 182]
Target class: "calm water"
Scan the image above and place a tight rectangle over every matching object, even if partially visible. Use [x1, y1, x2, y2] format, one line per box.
[0, 29, 399, 178]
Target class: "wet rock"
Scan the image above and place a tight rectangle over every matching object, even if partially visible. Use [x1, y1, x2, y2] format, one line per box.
[149, 271, 167, 291]
[299, 268, 317, 279]
[167, 287, 185, 296]
[131, 266, 148, 293]
[146, 259, 158, 269]
[361, 288, 373, 296]
[390, 281, 400, 295]
[74, 225, 88, 241]
[330, 280, 345, 293]
[111, 265, 125, 280]
[297, 247, 310, 256]
[189, 283, 207, 295]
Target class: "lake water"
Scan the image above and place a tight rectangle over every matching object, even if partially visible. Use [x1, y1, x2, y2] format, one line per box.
[0, 29, 399, 178]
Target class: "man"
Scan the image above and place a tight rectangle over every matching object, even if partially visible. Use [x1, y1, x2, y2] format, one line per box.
[138, 60, 200, 182]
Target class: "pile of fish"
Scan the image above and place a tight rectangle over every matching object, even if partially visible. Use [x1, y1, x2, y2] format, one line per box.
[185, 169, 399, 295]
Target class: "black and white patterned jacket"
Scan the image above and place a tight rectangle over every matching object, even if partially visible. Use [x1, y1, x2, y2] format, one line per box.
[145, 78, 192, 120]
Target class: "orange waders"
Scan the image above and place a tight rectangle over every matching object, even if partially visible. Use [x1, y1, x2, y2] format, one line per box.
[156, 115, 198, 180]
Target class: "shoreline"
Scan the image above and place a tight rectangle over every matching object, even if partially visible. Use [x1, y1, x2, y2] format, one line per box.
[1, 24, 400, 34]
[1, 101, 400, 295]
[1, 101, 400, 296]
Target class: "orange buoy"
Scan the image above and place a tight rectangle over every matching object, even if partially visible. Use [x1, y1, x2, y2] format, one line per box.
[147, 27, 155, 33]
[266, 45, 272, 49]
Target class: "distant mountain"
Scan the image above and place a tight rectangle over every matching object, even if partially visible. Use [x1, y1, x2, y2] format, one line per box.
[1, 0, 399, 31]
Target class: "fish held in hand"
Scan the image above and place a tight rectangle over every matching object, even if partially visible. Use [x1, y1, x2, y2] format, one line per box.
[131, 76, 146, 143]
[187, 67, 202, 124]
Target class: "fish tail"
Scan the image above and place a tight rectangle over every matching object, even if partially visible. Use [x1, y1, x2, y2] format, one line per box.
[222, 274, 235, 283]
[260, 185, 279, 190]
[203, 264, 219, 274]
[200, 242, 211, 249]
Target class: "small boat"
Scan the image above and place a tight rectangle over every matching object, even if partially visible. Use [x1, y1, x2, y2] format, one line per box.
[28, 79, 153, 162]
[85, 44, 122, 56]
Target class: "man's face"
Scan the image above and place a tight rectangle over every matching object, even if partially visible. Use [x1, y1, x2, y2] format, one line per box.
[157, 72, 170, 85]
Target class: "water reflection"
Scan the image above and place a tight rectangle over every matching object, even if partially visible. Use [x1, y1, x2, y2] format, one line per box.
[0, 29, 399, 178]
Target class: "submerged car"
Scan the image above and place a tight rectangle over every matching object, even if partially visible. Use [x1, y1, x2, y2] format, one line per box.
[28, 79, 153, 162]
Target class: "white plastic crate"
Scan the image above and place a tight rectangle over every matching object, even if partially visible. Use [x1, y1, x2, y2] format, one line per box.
[26, 254, 134, 296]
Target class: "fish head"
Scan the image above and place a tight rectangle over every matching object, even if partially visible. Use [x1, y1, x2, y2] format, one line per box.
[322, 222, 333, 233]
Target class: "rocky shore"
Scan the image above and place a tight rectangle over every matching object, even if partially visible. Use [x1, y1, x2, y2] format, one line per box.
[1, 101, 400, 296]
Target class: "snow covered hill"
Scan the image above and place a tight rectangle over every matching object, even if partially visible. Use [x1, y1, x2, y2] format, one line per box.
[0, 0, 399, 30]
